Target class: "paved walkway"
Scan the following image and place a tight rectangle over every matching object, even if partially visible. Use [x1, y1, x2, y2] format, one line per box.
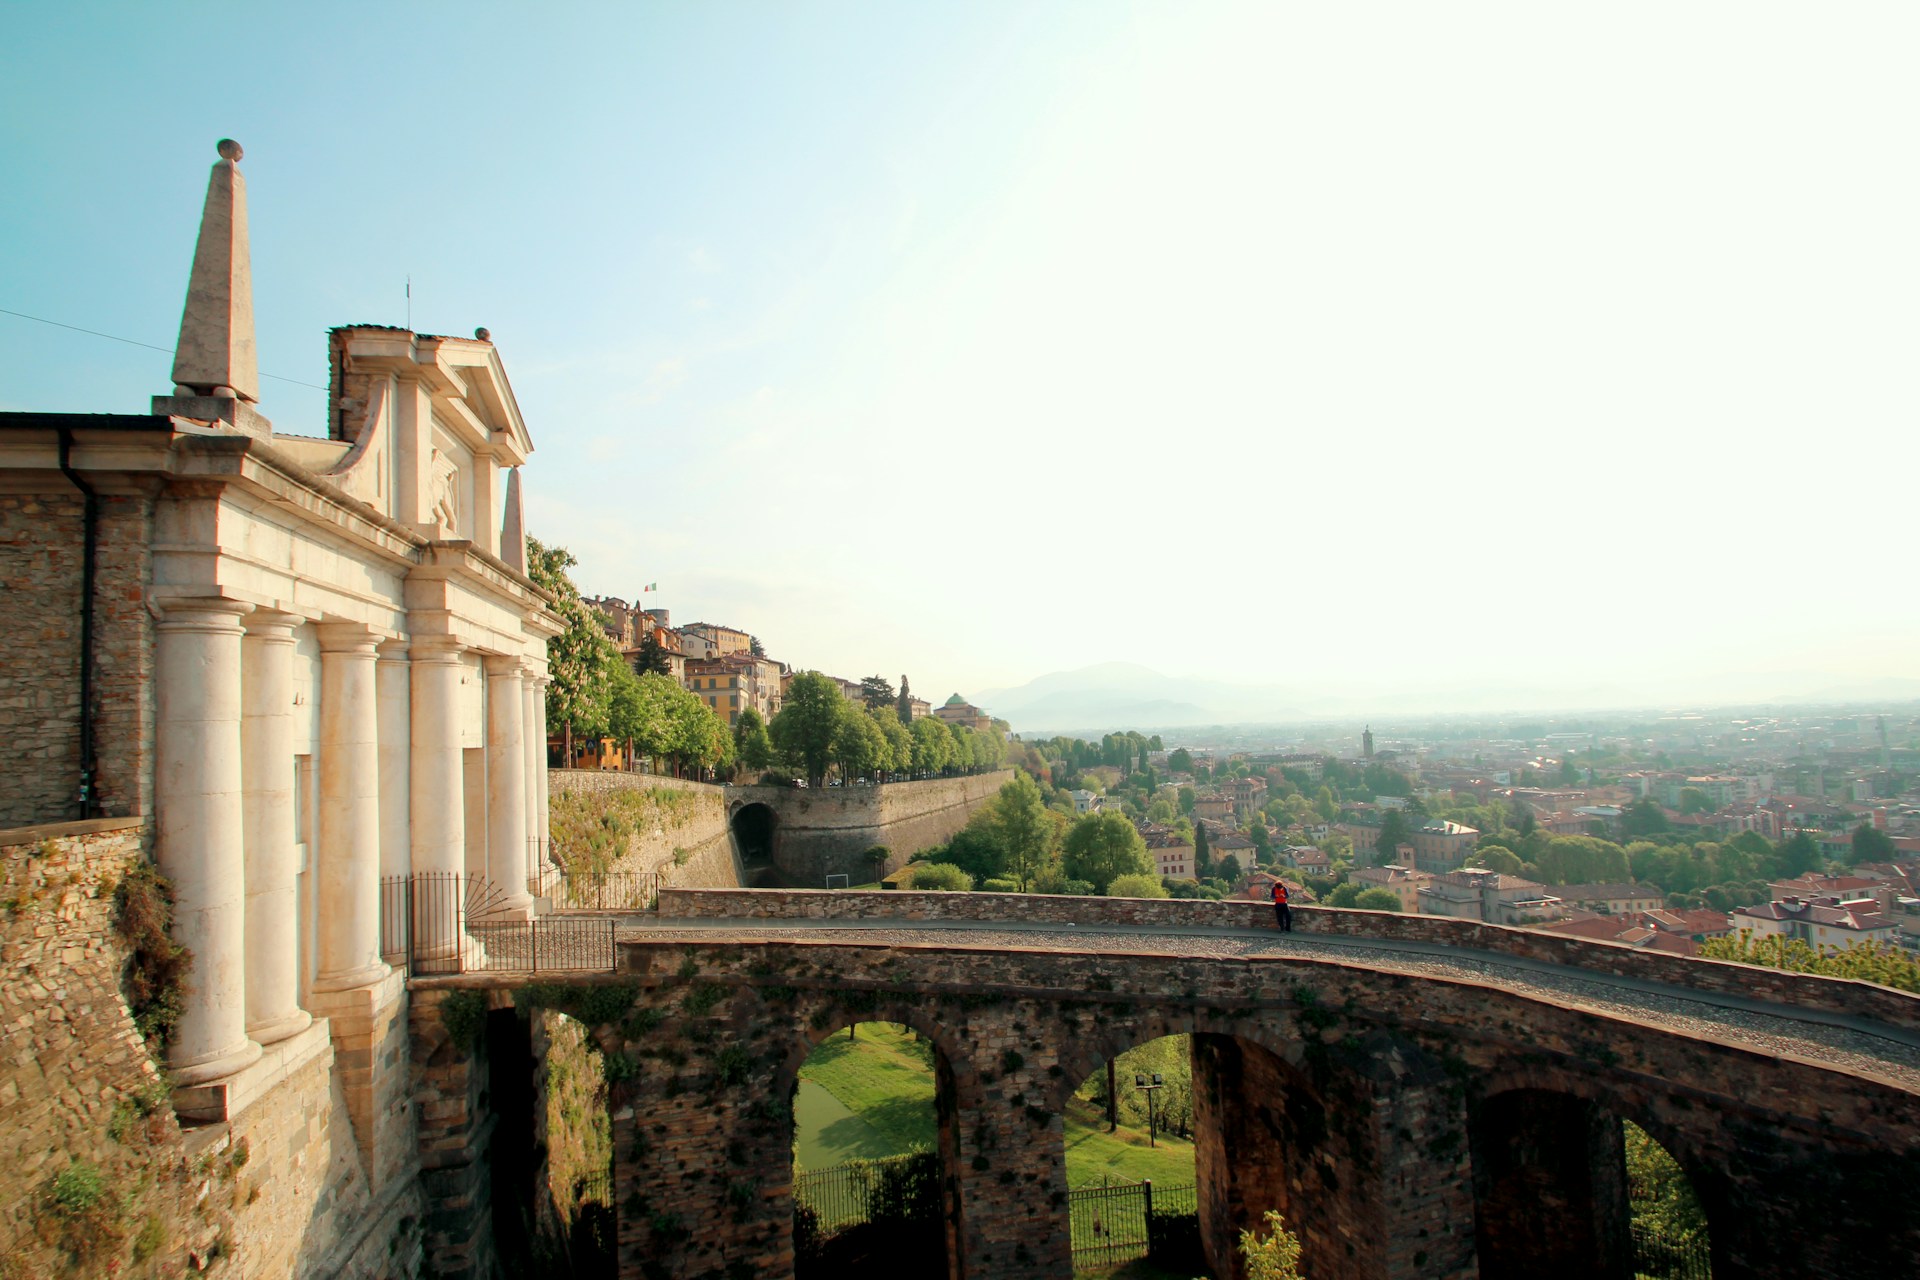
[621, 914, 1920, 1089]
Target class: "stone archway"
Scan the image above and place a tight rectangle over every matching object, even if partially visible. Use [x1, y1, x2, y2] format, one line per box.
[729, 802, 780, 887]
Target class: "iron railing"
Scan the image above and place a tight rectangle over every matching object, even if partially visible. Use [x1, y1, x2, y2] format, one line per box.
[1067, 1181, 1198, 1268]
[792, 1152, 940, 1237]
[1630, 1221, 1712, 1280]
[542, 868, 661, 912]
[378, 872, 618, 976]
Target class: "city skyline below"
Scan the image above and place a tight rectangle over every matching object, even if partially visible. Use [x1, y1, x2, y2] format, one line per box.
[4, 2, 1916, 705]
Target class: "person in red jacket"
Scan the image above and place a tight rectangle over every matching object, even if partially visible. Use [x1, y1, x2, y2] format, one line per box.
[1271, 878, 1292, 932]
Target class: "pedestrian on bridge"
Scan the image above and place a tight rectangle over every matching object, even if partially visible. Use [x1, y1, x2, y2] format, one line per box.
[1272, 878, 1292, 933]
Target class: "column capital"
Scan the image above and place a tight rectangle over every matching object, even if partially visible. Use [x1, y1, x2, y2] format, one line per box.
[155, 596, 252, 633]
[376, 638, 411, 662]
[241, 608, 301, 641]
[484, 653, 532, 678]
[315, 620, 381, 655]
[409, 635, 467, 664]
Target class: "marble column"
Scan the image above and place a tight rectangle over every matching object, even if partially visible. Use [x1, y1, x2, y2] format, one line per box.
[533, 675, 552, 874]
[521, 671, 543, 893]
[155, 599, 262, 1084]
[312, 622, 388, 992]
[485, 657, 533, 916]
[409, 638, 467, 957]
[376, 641, 411, 885]
[240, 610, 309, 1045]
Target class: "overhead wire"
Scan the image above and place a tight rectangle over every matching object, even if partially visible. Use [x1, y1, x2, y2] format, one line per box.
[0, 305, 329, 391]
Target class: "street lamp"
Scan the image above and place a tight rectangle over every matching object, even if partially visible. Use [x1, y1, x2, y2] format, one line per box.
[1134, 1072, 1166, 1147]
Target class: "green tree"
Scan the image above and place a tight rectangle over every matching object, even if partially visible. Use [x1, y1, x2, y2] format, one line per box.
[1777, 829, 1821, 877]
[910, 716, 956, 777]
[859, 674, 896, 712]
[632, 630, 671, 676]
[1106, 872, 1168, 899]
[1623, 799, 1669, 837]
[1168, 748, 1193, 773]
[769, 671, 844, 786]
[993, 772, 1055, 891]
[896, 674, 913, 726]
[1354, 887, 1401, 911]
[1373, 809, 1412, 866]
[1469, 845, 1526, 876]
[734, 706, 774, 772]
[870, 707, 914, 779]
[527, 536, 623, 762]
[1061, 811, 1152, 893]
[1853, 822, 1896, 862]
[1193, 820, 1211, 877]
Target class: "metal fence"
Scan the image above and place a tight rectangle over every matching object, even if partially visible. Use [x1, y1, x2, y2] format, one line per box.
[1631, 1222, 1712, 1280]
[543, 869, 660, 912]
[378, 873, 618, 976]
[793, 1152, 940, 1237]
[1067, 1180, 1197, 1269]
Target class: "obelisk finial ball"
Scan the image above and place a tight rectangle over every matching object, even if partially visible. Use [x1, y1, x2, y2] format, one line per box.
[217, 139, 243, 162]
[474, 327, 491, 341]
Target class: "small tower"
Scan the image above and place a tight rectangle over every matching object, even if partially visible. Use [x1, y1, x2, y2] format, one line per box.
[1362, 726, 1374, 760]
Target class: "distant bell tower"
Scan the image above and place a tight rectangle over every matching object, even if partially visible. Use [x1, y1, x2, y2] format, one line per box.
[1362, 726, 1374, 760]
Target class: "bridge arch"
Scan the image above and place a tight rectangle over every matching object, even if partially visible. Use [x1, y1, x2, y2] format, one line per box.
[1469, 1067, 1719, 1280]
[775, 1004, 972, 1280]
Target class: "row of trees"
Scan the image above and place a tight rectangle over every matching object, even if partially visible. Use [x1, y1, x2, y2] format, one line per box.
[768, 673, 1006, 787]
[922, 776, 1161, 896]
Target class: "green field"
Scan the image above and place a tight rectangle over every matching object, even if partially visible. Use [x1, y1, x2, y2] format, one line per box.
[793, 1023, 1196, 1189]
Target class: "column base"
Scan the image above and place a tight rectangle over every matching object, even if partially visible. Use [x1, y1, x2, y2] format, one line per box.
[312, 959, 393, 994]
[173, 1017, 331, 1124]
[170, 1035, 264, 1088]
[248, 1007, 314, 1046]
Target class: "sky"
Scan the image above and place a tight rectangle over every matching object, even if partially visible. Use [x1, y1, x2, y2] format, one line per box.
[3, 2, 1917, 714]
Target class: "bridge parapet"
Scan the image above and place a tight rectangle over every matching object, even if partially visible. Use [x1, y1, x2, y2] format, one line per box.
[656, 886, 1920, 1034]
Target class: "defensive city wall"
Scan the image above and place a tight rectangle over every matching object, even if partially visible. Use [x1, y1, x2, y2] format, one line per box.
[728, 769, 1013, 885]
[406, 889, 1920, 1280]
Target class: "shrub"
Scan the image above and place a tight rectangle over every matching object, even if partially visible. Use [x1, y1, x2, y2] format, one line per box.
[1240, 1209, 1304, 1280]
[440, 990, 489, 1050]
[1353, 888, 1402, 912]
[1106, 873, 1169, 899]
[910, 863, 973, 892]
[980, 877, 1021, 894]
[114, 861, 192, 1054]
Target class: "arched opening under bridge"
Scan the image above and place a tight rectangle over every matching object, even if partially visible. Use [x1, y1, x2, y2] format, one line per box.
[1470, 1088, 1714, 1280]
[786, 1017, 960, 1279]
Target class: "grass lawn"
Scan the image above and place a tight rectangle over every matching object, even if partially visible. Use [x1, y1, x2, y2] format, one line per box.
[796, 1023, 937, 1168]
[1063, 1097, 1197, 1189]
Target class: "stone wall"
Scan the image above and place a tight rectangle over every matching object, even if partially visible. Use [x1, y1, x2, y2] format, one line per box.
[730, 770, 1011, 885]
[0, 817, 422, 1279]
[547, 770, 737, 888]
[655, 887, 1920, 1033]
[0, 487, 157, 828]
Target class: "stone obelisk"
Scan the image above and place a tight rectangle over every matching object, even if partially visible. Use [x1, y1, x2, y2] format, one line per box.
[155, 140, 271, 437]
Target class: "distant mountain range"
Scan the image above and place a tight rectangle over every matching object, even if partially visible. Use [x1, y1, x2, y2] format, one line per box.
[970, 662, 1920, 736]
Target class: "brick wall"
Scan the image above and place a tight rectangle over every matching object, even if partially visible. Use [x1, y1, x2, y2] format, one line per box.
[0, 489, 156, 828]
[655, 887, 1920, 1033]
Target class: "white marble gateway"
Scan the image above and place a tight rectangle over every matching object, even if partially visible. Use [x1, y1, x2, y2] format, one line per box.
[0, 140, 561, 1094]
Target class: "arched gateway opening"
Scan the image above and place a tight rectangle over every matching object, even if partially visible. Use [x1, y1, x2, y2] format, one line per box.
[1054, 1028, 1370, 1280]
[785, 1017, 962, 1279]
[731, 802, 780, 887]
[1470, 1089, 1713, 1280]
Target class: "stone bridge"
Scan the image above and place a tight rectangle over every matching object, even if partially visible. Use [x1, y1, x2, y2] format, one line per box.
[409, 890, 1920, 1280]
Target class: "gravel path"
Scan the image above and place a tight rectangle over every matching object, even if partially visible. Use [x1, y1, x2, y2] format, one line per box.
[619, 917, 1920, 1091]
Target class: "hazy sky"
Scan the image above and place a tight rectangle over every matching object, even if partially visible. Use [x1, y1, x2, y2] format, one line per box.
[4, 3, 1916, 709]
